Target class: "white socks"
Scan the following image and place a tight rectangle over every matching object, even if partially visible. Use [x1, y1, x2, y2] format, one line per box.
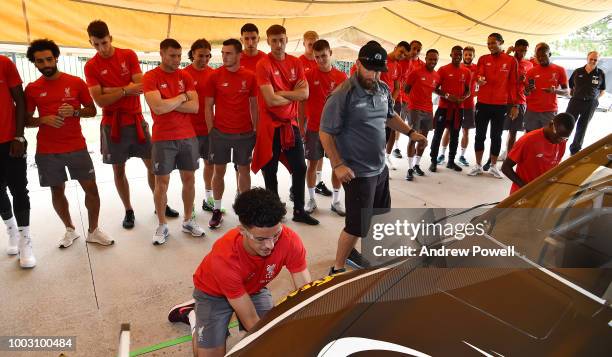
[18, 226, 30, 238]
[460, 147, 467, 157]
[308, 187, 316, 200]
[205, 190, 213, 201]
[316, 171, 322, 184]
[332, 189, 340, 204]
[414, 156, 421, 166]
[188, 310, 196, 335]
[214, 200, 222, 210]
[441, 146, 447, 156]
[4, 217, 18, 236]
[408, 156, 414, 169]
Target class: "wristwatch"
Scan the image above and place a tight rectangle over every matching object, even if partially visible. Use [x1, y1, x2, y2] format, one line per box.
[444, 93, 450, 99]
[73, 109, 81, 117]
[13, 136, 26, 143]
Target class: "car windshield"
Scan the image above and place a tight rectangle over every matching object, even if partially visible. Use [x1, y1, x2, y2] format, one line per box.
[477, 142, 612, 301]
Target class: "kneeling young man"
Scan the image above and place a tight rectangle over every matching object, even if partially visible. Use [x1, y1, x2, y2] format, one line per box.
[168, 188, 311, 357]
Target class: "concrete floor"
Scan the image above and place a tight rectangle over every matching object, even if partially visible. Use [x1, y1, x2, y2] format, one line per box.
[0, 111, 609, 357]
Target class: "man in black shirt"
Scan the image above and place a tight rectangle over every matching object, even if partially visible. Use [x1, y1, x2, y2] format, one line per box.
[566, 51, 606, 155]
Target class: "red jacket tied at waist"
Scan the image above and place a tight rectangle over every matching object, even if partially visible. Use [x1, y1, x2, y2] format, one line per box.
[103, 109, 146, 144]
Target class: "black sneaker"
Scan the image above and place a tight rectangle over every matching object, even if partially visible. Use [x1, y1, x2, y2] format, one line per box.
[429, 162, 437, 172]
[392, 148, 403, 158]
[346, 248, 371, 269]
[122, 210, 135, 229]
[165, 205, 180, 218]
[483, 159, 491, 171]
[406, 169, 414, 181]
[202, 198, 214, 212]
[315, 181, 332, 196]
[328, 266, 347, 275]
[167, 300, 195, 325]
[446, 162, 463, 172]
[292, 209, 319, 225]
[413, 165, 425, 176]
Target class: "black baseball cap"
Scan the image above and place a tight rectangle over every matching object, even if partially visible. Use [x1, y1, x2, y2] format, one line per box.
[358, 41, 388, 72]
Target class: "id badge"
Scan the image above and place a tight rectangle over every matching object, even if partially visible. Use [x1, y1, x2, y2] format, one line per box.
[592, 79, 599, 85]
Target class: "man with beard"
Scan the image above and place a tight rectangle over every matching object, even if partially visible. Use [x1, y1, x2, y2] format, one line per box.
[395, 40, 424, 159]
[0, 54, 34, 268]
[204, 39, 258, 229]
[429, 46, 471, 173]
[84, 20, 179, 230]
[524, 43, 568, 132]
[251, 24, 318, 226]
[25, 39, 115, 249]
[183, 39, 216, 213]
[167, 188, 311, 357]
[320, 41, 426, 273]
[468, 33, 519, 179]
[143, 39, 204, 244]
[404, 49, 440, 181]
[240, 23, 266, 73]
[567, 51, 606, 155]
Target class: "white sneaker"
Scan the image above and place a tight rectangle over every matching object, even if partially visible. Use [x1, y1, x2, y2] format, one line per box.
[153, 224, 169, 245]
[182, 219, 205, 237]
[59, 228, 80, 248]
[6, 232, 19, 255]
[86, 228, 115, 246]
[305, 198, 317, 214]
[331, 201, 346, 217]
[18, 236, 36, 268]
[489, 165, 503, 179]
[385, 155, 397, 170]
[467, 165, 483, 176]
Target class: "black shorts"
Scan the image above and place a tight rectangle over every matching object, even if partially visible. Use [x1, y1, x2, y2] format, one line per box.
[343, 166, 391, 237]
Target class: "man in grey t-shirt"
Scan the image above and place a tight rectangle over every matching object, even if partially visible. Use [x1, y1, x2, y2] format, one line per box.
[320, 41, 427, 274]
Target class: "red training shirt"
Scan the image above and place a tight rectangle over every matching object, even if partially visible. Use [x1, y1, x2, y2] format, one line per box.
[183, 64, 214, 136]
[380, 55, 400, 97]
[508, 128, 565, 194]
[193, 226, 307, 299]
[256, 53, 305, 125]
[461, 62, 478, 109]
[299, 54, 317, 75]
[204, 66, 257, 134]
[84, 47, 142, 126]
[142, 67, 196, 142]
[406, 66, 440, 113]
[305, 66, 347, 132]
[241, 50, 266, 73]
[0, 55, 22, 143]
[515, 58, 534, 105]
[476, 52, 519, 105]
[400, 58, 424, 104]
[525, 63, 568, 113]
[437, 63, 471, 109]
[25, 73, 92, 154]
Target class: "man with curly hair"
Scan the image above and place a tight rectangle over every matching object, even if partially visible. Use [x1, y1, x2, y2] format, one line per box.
[167, 187, 311, 357]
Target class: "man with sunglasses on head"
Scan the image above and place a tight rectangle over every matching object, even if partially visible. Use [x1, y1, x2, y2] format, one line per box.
[167, 187, 311, 357]
[501, 112, 574, 195]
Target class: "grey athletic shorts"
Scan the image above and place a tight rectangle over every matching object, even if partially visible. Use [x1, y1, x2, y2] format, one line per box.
[35, 149, 95, 187]
[408, 109, 433, 132]
[524, 111, 555, 132]
[151, 137, 199, 175]
[304, 130, 324, 161]
[462, 108, 475, 129]
[197, 135, 210, 160]
[503, 104, 526, 132]
[193, 287, 273, 349]
[394, 101, 409, 121]
[209, 129, 255, 166]
[100, 122, 152, 164]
